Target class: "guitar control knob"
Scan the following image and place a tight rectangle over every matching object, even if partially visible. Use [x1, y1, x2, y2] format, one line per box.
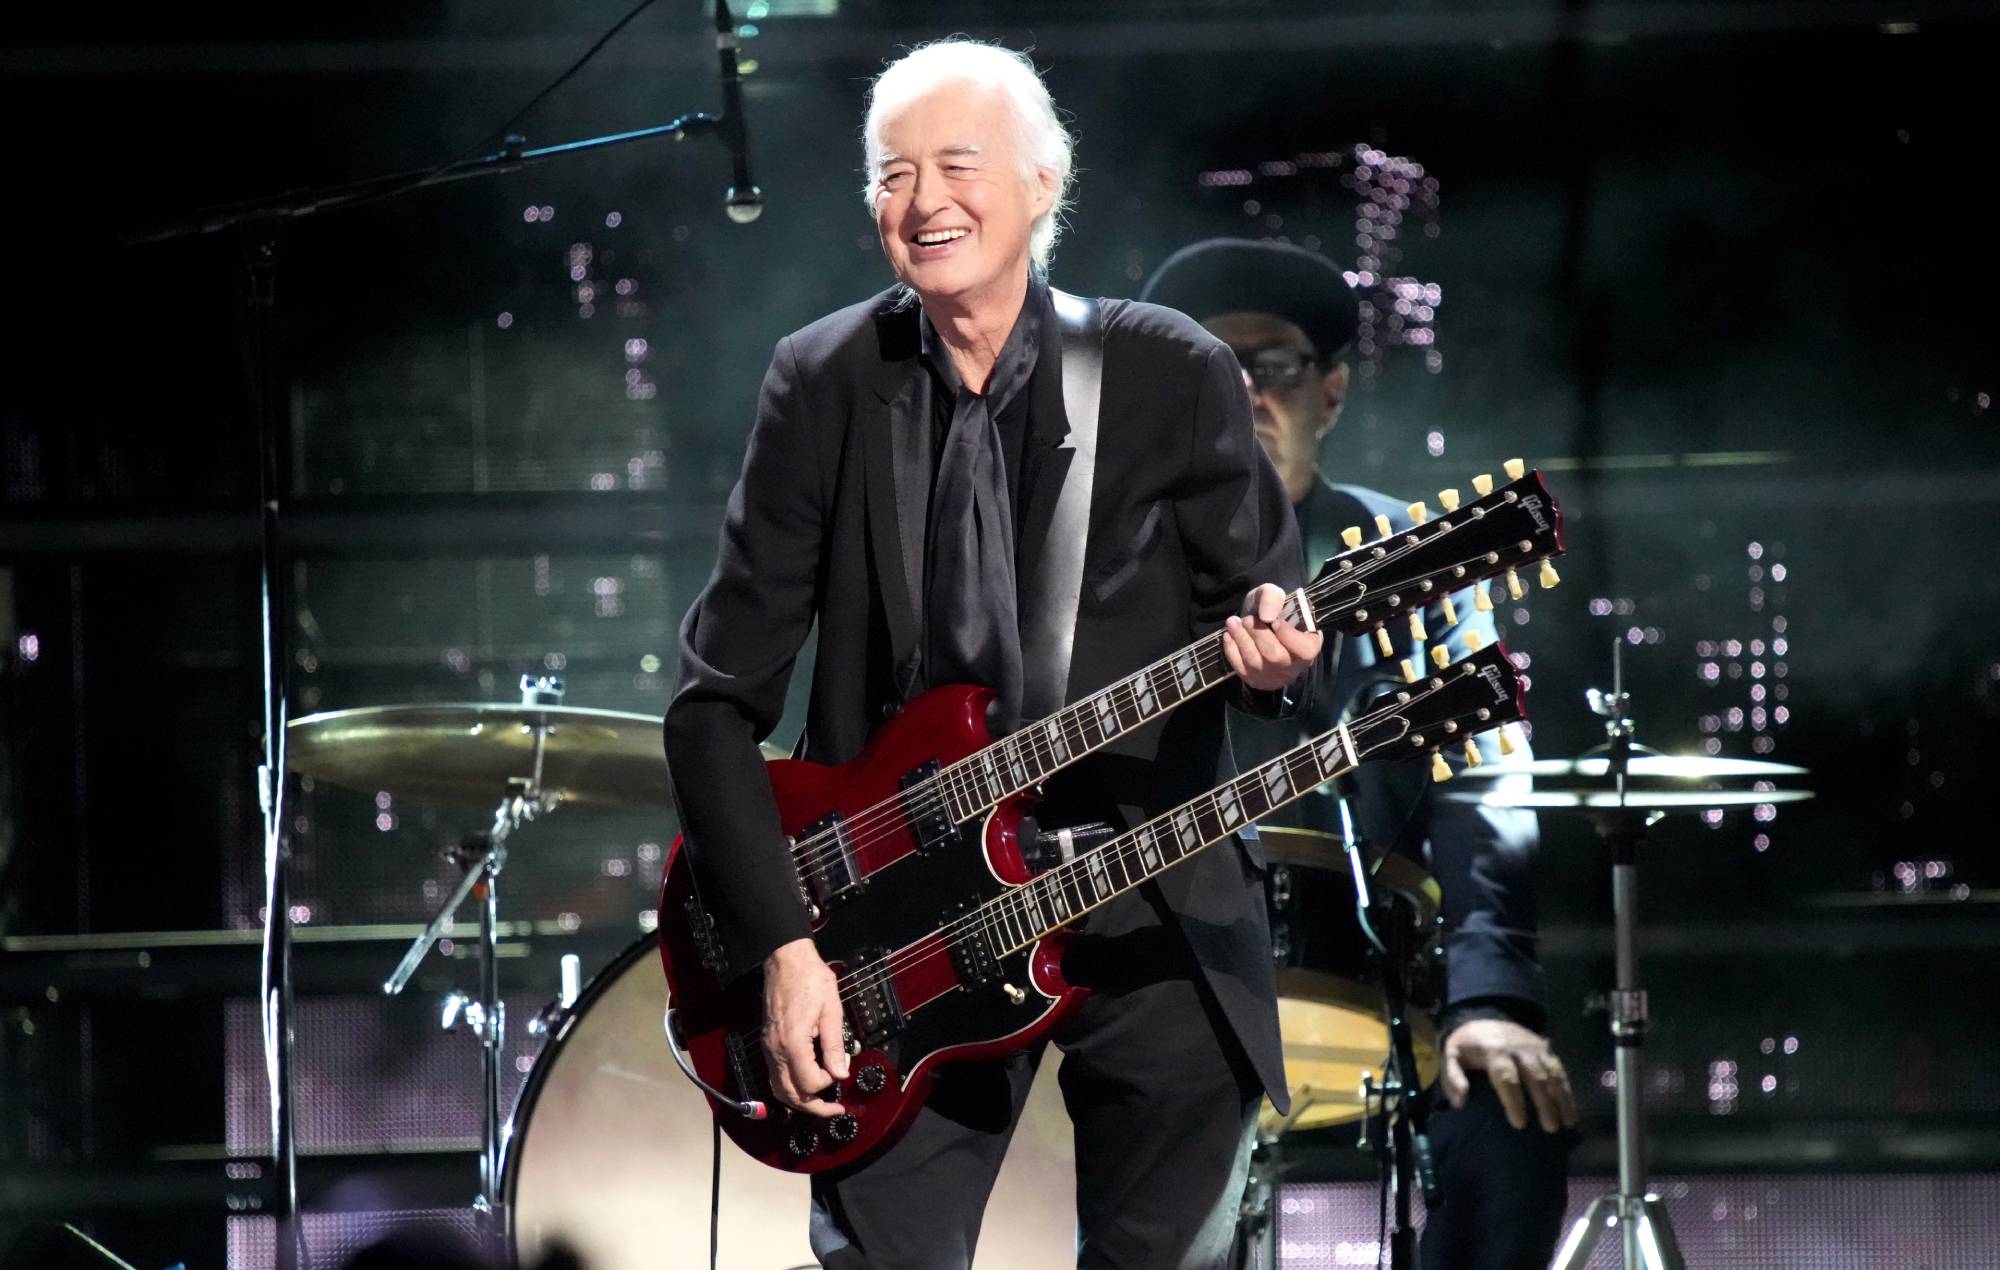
[828, 1114, 859, 1144]
[855, 1064, 887, 1095]
[785, 1125, 820, 1157]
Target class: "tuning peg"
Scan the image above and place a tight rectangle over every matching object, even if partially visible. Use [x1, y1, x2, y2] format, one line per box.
[1471, 473, 1494, 497]
[1539, 560, 1560, 589]
[1400, 658, 1420, 685]
[1497, 725, 1518, 756]
[1375, 627, 1394, 657]
[1438, 488, 1461, 513]
[1440, 594, 1458, 626]
[1463, 738, 1484, 768]
[1374, 513, 1393, 539]
[1504, 458, 1526, 480]
[1473, 582, 1494, 613]
[1430, 751, 1452, 783]
[1341, 525, 1364, 550]
[1505, 570, 1526, 601]
[1408, 611, 1428, 642]
[1430, 644, 1451, 670]
[1463, 628, 1483, 653]
[1407, 500, 1429, 525]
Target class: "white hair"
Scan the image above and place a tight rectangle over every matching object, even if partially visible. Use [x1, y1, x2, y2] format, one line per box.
[862, 40, 1076, 270]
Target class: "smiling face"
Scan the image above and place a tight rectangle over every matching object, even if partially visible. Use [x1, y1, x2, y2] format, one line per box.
[871, 79, 1055, 314]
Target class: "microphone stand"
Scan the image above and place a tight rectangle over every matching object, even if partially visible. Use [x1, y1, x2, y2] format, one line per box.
[121, 47, 753, 1264]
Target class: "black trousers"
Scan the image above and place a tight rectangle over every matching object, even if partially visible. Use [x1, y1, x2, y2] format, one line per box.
[809, 887, 1262, 1270]
[1418, 1073, 1574, 1270]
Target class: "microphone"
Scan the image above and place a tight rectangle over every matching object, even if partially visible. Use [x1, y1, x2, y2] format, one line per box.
[713, 0, 764, 224]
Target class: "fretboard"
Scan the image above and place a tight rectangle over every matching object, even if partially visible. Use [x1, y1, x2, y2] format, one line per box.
[973, 721, 1359, 954]
[935, 595, 1314, 823]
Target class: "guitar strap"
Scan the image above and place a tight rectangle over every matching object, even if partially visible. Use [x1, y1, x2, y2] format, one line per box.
[1019, 288, 1103, 722]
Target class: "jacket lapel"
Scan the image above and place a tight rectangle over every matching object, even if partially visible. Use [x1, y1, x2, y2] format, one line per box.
[864, 300, 929, 697]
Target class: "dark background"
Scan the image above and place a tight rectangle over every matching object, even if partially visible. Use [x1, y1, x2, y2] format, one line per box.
[3, 1, 1998, 1265]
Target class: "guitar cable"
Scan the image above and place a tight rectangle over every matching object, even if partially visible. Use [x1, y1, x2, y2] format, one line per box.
[664, 1007, 769, 1119]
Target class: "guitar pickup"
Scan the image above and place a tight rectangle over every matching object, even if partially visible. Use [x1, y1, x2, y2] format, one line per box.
[901, 760, 960, 855]
[798, 813, 864, 916]
[943, 899, 1001, 987]
[843, 949, 906, 1047]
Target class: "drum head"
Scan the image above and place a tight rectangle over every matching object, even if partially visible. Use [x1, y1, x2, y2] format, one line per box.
[506, 935, 815, 1270]
[506, 934, 1078, 1269]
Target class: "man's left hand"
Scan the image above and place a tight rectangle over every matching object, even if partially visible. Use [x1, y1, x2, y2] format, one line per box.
[1441, 1018, 1579, 1134]
[1223, 583, 1323, 692]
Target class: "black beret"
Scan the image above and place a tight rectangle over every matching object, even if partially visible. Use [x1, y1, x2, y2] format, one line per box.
[1139, 237, 1360, 361]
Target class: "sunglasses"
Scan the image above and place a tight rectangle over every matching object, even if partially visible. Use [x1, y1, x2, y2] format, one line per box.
[1236, 345, 1318, 394]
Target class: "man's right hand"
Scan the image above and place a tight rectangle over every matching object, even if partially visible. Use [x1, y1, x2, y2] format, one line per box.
[761, 937, 850, 1118]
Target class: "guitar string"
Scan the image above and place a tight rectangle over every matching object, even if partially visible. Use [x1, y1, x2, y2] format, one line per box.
[838, 691, 1497, 1022]
[831, 667, 1502, 1006]
[782, 534, 1535, 884]
[777, 504, 1527, 875]
[776, 510, 1527, 876]
[785, 539, 1529, 889]
[779, 491, 1546, 877]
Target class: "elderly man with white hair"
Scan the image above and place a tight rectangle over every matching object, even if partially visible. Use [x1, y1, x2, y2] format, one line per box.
[664, 40, 1318, 1268]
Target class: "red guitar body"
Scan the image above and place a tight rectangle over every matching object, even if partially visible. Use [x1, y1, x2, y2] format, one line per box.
[657, 685, 1086, 1173]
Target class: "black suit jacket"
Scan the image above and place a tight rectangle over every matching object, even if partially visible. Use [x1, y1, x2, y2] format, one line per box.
[663, 284, 1304, 1106]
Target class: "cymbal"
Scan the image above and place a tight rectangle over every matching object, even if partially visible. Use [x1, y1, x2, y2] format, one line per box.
[1450, 753, 1807, 782]
[288, 703, 672, 813]
[1442, 786, 1815, 811]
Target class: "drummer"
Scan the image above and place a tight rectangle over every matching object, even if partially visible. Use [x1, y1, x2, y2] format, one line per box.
[1142, 240, 1579, 1270]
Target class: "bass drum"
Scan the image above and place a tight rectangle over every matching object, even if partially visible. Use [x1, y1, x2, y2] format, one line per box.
[1259, 830, 1443, 1137]
[505, 933, 1079, 1269]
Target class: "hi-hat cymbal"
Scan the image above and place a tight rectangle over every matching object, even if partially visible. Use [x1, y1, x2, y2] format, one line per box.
[288, 703, 672, 813]
[1450, 753, 1807, 782]
[1443, 786, 1815, 811]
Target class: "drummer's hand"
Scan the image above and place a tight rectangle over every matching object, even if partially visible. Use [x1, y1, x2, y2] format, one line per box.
[1441, 1018, 1578, 1134]
[1224, 584, 1323, 692]
[762, 938, 850, 1118]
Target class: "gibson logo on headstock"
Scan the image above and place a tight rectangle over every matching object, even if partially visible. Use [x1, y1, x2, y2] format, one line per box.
[1518, 494, 1551, 535]
[1477, 663, 1512, 702]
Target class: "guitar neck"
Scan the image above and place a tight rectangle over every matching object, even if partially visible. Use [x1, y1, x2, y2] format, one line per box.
[931, 469, 1558, 824]
[974, 716, 1360, 954]
[934, 600, 1305, 822]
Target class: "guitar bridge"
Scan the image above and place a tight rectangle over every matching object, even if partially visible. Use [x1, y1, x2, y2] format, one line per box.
[901, 760, 959, 855]
[723, 1028, 766, 1102]
[842, 949, 905, 1047]
[943, 899, 1002, 987]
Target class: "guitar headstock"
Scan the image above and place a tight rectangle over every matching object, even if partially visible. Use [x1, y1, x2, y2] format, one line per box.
[1301, 460, 1565, 652]
[1346, 641, 1528, 780]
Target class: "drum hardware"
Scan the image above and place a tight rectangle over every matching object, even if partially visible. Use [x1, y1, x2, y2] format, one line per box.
[287, 674, 679, 1234]
[1237, 807, 1445, 1270]
[525, 953, 584, 1039]
[1342, 778, 1440, 1270]
[1474, 640, 1810, 1270]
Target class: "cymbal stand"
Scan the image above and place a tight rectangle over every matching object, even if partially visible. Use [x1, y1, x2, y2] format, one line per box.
[381, 675, 562, 1227]
[1553, 642, 1684, 1270]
